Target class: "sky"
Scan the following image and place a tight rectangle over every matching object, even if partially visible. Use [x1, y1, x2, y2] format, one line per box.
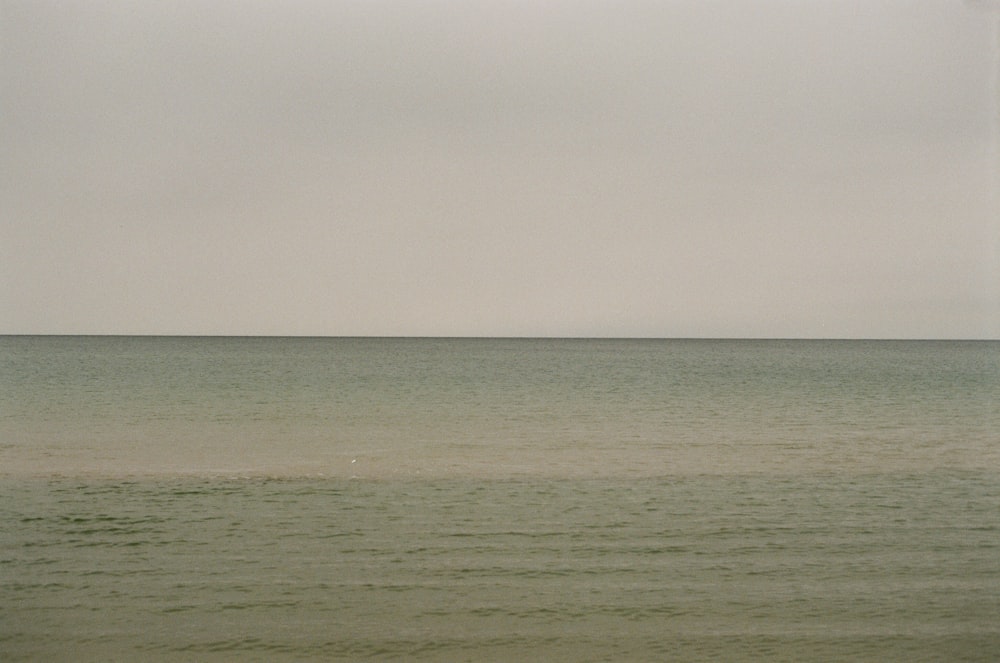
[2, 0, 998, 338]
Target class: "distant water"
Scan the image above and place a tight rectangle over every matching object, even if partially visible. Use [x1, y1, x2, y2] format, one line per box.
[2, 337, 999, 661]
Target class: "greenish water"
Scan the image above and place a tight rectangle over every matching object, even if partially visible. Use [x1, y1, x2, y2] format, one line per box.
[2, 337, 999, 660]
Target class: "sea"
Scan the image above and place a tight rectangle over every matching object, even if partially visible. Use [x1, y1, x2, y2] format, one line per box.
[1, 336, 998, 661]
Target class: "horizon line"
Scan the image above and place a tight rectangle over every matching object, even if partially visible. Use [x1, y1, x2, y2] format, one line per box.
[2, 334, 998, 342]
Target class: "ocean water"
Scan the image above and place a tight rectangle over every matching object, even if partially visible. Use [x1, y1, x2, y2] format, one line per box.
[1, 336, 998, 661]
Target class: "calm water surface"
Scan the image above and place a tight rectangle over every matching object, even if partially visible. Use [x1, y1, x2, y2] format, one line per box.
[2, 337, 999, 660]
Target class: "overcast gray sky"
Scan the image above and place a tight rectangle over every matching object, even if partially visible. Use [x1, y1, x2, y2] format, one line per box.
[2, 0, 997, 337]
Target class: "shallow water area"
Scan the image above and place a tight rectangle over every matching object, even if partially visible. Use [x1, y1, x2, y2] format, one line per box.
[4, 472, 1000, 662]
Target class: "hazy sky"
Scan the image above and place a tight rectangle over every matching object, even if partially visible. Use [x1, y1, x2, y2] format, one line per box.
[2, 0, 998, 337]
